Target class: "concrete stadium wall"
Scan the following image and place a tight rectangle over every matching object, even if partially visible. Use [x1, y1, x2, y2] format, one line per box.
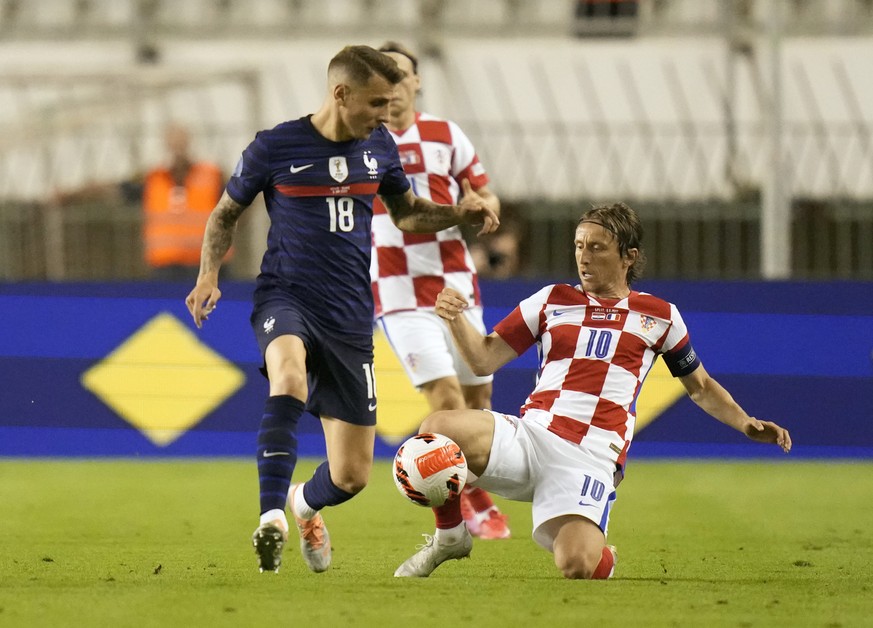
[2, 36, 873, 200]
[1, 279, 871, 459]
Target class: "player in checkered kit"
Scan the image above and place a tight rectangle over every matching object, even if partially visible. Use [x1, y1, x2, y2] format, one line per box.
[370, 42, 511, 540]
[395, 202, 792, 578]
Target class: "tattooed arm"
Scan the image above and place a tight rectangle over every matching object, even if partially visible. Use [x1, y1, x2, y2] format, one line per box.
[185, 191, 248, 328]
[380, 183, 499, 236]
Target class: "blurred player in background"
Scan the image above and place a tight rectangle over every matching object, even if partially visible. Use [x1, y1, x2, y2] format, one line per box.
[185, 45, 499, 575]
[370, 41, 510, 540]
[395, 202, 792, 578]
[53, 124, 225, 281]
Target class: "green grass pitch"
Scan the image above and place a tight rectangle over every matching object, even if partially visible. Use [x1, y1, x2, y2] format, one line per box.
[1, 459, 871, 627]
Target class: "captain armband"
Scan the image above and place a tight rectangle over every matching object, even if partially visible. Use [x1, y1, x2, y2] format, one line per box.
[663, 342, 701, 377]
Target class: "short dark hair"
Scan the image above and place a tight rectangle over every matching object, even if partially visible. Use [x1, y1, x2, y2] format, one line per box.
[578, 202, 647, 285]
[378, 41, 419, 75]
[329, 45, 406, 85]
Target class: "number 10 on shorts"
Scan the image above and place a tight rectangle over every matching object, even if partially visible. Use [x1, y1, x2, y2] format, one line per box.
[580, 474, 605, 504]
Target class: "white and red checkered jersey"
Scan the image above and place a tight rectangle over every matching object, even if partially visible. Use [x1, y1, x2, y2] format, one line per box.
[370, 112, 490, 317]
[493, 283, 699, 469]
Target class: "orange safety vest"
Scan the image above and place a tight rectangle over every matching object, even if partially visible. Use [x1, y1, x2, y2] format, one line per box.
[142, 162, 225, 268]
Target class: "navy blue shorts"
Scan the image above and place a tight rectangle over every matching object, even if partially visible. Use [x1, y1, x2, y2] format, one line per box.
[251, 299, 376, 427]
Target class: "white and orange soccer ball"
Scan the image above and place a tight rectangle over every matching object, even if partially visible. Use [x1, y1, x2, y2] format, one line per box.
[393, 432, 468, 507]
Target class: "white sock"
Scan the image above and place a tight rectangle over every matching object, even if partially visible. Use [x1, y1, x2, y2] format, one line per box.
[435, 522, 467, 545]
[260, 508, 288, 533]
[290, 484, 317, 520]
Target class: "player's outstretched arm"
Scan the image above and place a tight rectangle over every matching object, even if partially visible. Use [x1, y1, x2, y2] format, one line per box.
[436, 287, 517, 376]
[679, 364, 792, 453]
[380, 188, 499, 236]
[185, 191, 248, 329]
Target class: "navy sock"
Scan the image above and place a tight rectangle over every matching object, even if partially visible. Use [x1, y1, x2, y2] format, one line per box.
[257, 395, 304, 514]
[302, 461, 356, 511]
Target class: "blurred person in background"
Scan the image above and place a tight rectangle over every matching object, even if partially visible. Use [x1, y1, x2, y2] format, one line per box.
[142, 124, 226, 281]
[185, 45, 499, 576]
[395, 202, 791, 579]
[370, 41, 510, 540]
[469, 219, 522, 280]
[53, 123, 226, 281]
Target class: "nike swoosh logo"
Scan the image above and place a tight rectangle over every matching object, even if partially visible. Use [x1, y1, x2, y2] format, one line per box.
[289, 164, 314, 173]
[368, 402, 377, 411]
[553, 310, 565, 316]
[578, 501, 597, 508]
[262, 451, 290, 458]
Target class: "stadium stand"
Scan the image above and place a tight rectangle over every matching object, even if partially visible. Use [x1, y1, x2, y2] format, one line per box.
[1, 0, 872, 280]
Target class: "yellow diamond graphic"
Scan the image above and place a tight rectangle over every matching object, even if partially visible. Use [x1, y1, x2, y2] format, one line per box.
[635, 357, 685, 432]
[81, 312, 245, 446]
[373, 327, 429, 444]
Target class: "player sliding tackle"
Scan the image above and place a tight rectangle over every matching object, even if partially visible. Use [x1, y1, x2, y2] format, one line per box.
[395, 202, 791, 579]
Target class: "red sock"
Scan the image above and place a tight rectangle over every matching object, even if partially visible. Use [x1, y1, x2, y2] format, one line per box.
[434, 495, 463, 530]
[591, 546, 615, 580]
[462, 486, 495, 513]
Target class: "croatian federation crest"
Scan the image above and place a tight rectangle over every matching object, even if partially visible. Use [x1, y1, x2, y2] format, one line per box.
[329, 156, 349, 183]
[640, 315, 657, 332]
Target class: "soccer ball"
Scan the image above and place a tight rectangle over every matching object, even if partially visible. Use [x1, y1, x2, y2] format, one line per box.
[393, 432, 468, 507]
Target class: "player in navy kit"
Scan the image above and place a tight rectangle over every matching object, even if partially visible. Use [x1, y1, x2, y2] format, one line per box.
[185, 45, 499, 574]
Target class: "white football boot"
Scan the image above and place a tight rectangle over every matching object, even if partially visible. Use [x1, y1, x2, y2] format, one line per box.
[287, 484, 332, 573]
[394, 529, 473, 577]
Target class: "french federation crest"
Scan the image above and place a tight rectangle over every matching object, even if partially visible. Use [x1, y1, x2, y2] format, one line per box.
[263, 316, 276, 334]
[363, 150, 379, 177]
[329, 156, 349, 183]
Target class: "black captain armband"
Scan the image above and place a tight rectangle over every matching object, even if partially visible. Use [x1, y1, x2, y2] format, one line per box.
[663, 342, 701, 377]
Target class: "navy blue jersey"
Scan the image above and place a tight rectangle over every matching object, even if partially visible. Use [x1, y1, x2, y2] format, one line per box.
[226, 116, 410, 336]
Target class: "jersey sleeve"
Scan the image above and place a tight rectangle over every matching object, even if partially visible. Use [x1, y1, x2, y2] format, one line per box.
[377, 131, 411, 197]
[658, 304, 701, 377]
[492, 285, 554, 356]
[448, 120, 489, 190]
[225, 132, 271, 207]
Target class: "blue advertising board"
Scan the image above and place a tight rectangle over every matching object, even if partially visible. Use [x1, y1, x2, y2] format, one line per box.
[1, 280, 871, 459]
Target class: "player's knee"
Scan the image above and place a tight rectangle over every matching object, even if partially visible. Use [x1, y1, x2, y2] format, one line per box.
[560, 564, 595, 580]
[554, 553, 598, 580]
[420, 411, 456, 436]
[268, 369, 307, 398]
